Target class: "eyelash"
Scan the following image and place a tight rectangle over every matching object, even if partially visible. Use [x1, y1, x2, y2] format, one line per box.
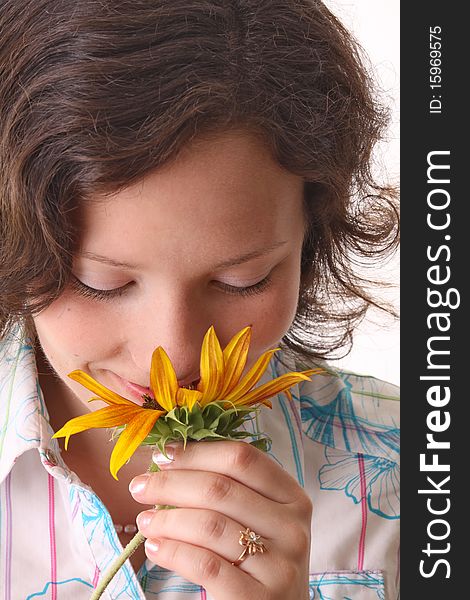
[70, 275, 272, 302]
[70, 277, 131, 301]
[217, 276, 272, 297]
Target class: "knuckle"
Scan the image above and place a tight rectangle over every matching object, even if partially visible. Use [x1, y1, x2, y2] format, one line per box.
[196, 552, 222, 581]
[227, 442, 257, 473]
[296, 490, 314, 518]
[202, 512, 227, 541]
[279, 511, 311, 559]
[290, 524, 311, 558]
[283, 561, 298, 582]
[279, 558, 300, 587]
[205, 474, 233, 503]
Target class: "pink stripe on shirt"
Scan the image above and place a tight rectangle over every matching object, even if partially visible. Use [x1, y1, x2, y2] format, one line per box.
[93, 565, 101, 588]
[4, 472, 12, 600]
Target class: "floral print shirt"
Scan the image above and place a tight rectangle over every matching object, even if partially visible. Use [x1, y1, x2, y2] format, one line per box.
[0, 325, 399, 599]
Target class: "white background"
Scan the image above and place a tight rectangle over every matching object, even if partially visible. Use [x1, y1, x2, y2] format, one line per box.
[323, 1, 400, 385]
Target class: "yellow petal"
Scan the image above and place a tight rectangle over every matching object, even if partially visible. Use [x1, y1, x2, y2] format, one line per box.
[300, 368, 327, 378]
[223, 348, 279, 403]
[219, 326, 252, 397]
[68, 370, 133, 406]
[199, 326, 224, 402]
[110, 409, 164, 480]
[150, 347, 178, 412]
[176, 388, 203, 411]
[223, 397, 272, 409]
[231, 372, 311, 406]
[52, 406, 141, 450]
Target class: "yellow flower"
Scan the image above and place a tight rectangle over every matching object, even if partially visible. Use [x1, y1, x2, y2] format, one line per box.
[195, 325, 317, 408]
[52, 325, 319, 479]
[51, 370, 167, 481]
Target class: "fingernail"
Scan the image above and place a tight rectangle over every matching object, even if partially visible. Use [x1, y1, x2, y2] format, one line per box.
[145, 538, 160, 553]
[152, 446, 176, 465]
[129, 474, 150, 495]
[136, 510, 154, 530]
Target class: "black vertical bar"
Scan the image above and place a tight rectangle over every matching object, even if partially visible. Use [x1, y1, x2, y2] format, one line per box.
[401, 2, 466, 597]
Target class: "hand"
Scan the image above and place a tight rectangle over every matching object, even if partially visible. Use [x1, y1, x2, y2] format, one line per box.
[129, 440, 312, 600]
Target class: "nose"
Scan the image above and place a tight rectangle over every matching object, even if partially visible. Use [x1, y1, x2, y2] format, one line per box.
[127, 289, 209, 384]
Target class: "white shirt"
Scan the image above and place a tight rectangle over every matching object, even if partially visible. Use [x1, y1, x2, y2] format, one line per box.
[0, 324, 399, 599]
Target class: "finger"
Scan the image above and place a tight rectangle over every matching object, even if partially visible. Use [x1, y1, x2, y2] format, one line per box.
[143, 536, 265, 600]
[137, 507, 271, 580]
[153, 440, 300, 504]
[130, 468, 285, 536]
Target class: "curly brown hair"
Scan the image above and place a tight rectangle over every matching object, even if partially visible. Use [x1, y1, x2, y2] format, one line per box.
[0, 0, 398, 362]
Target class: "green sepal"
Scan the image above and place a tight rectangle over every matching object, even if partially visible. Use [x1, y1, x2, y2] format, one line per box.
[137, 400, 270, 451]
[225, 431, 256, 439]
[188, 406, 205, 430]
[249, 437, 272, 452]
[151, 418, 173, 438]
[190, 428, 226, 441]
[202, 403, 223, 429]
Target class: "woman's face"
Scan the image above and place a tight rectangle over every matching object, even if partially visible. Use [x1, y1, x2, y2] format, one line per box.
[33, 129, 306, 413]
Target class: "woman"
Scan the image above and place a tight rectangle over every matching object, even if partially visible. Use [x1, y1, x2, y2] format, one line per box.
[0, 1, 399, 598]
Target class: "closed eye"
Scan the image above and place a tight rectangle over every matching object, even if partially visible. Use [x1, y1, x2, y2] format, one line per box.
[215, 275, 272, 297]
[70, 273, 273, 302]
[70, 276, 132, 301]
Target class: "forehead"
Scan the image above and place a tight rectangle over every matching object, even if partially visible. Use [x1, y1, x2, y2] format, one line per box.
[78, 130, 305, 264]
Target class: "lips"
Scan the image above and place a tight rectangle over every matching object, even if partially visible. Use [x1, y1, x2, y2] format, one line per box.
[106, 370, 200, 406]
[105, 372, 151, 406]
[121, 380, 154, 405]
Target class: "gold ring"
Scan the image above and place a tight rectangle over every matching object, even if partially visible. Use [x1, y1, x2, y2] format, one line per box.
[230, 527, 267, 566]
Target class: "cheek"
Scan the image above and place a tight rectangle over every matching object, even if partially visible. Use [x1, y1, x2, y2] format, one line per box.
[252, 284, 299, 350]
[222, 269, 300, 364]
[33, 289, 117, 367]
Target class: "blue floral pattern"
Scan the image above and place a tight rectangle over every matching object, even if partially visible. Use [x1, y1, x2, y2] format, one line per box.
[309, 571, 385, 599]
[299, 371, 399, 463]
[319, 446, 400, 519]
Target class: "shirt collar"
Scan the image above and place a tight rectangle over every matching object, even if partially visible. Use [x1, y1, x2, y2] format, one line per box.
[0, 322, 61, 483]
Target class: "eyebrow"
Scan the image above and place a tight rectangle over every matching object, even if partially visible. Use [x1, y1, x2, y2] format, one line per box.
[79, 240, 289, 271]
[212, 240, 289, 269]
[78, 252, 138, 269]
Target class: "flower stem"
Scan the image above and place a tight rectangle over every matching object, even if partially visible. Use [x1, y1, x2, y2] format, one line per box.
[89, 461, 162, 599]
